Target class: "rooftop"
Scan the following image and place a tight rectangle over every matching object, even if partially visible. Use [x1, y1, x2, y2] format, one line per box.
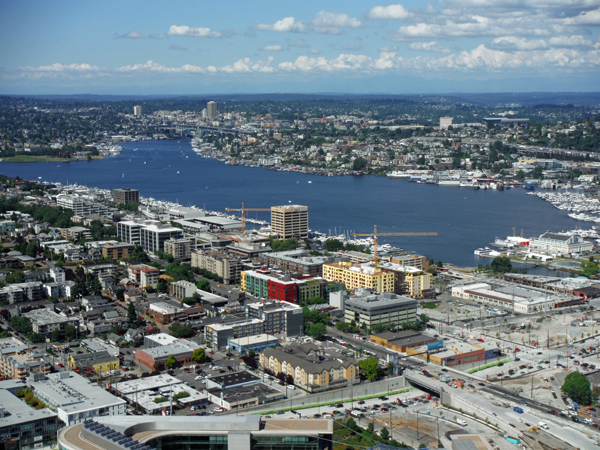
[0, 389, 57, 427]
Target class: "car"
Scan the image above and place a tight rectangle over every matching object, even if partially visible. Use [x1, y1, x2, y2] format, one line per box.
[514, 357, 520, 361]
[441, 368, 448, 372]
[572, 417, 580, 423]
[548, 410, 557, 415]
[468, 384, 475, 389]
[58, 363, 64, 368]
[520, 401, 526, 405]
[358, 400, 365, 405]
[537, 351, 543, 355]
[497, 363, 504, 367]
[379, 396, 388, 400]
[335, 403, 343, 408]
[287, 385, 295, 390]
[478, 383, 485, 387]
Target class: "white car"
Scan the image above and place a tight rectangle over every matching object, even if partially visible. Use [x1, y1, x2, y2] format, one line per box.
[287, 385, 295, 390]
[195, 376, 203, 380]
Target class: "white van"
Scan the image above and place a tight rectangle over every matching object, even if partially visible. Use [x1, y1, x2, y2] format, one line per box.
[456, 419, 467, 426]
[538, 422, 549, 430]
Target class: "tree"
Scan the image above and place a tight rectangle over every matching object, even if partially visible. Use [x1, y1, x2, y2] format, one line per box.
[367, 422, 374, 433]
[380, 427, 389, 441]
[247, 349, 255, 358]
[352, 157, 367, 171]
[65, 324, 77, 340]
[10, 316, 33, 335]
[491, 256, 512, 274]
[165, 354, 177, 369]
[157, 279, 169, 293]
[127, 302, 138, 325]
[562, 371, 592, 405]
[197, 280, 211, 292]
[306, 322, 326, 340]
[169, 322, 194, 338]
[116, 288, 125, 301]
[359, 357, 379, 381]
[52, 328, 62, 342]
[192, 348, 207, 362]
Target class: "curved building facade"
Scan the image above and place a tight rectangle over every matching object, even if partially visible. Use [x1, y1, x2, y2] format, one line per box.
[58, 415, 333, 450]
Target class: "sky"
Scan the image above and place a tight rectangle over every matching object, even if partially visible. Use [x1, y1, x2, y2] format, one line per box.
[1, 0, 600, 95]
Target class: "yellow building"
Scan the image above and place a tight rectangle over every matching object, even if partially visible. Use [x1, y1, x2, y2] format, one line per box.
[68, 350, 119, 374]
[323, 262, 394, 293]
[259, 343, 358, 392]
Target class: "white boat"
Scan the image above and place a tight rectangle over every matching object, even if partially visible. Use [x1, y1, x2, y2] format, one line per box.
[308, 181, 312, 184]
[177, 171, 180, 174]
[438, 180, 460, 186]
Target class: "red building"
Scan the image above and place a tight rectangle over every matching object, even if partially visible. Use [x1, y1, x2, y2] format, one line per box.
[267, 279, 297, 302]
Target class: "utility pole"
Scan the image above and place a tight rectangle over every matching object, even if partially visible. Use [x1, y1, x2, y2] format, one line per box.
[530, 376, 533, 398]
[416, 410, 419, 440]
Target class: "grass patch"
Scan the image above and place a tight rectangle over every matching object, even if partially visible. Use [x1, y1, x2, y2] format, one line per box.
[423, 302, 437, 309]
[466, 359, 511, 374]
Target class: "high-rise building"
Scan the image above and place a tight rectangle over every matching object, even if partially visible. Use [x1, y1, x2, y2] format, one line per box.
[270, 204, 308, 240]
[133, 105, 142, 116]
[113, 188, 139, 205]
[207, 101, 218, 119]
[440, 116, 453, 129]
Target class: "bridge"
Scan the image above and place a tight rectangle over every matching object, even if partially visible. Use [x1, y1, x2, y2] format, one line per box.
[404, 371, 442, 396]
[152, 124, 253, 136]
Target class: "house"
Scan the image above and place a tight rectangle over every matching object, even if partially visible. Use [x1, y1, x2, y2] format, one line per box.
[106, 333, 124, 346]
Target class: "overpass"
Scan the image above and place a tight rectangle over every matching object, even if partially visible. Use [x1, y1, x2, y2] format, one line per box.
[404, 371, 442, 396]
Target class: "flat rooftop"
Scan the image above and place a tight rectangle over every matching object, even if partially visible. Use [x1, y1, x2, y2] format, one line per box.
[208, 371, 260, 388]
[228, 334, 280, 346]
[116, 374, 183, 395]
[0, 389, 57, 427]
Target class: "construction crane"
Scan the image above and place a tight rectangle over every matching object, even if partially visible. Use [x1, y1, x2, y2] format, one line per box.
[225, 203, 271, 234]
[352, 225, 438, 267]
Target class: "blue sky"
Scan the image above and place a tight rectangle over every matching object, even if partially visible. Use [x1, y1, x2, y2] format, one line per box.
[1, 0, 600, 94]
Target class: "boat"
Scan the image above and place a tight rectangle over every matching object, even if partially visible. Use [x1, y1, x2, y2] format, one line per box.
[144, 162, 147, 164]
[438, 180, 460, 186]
[122, 174, 124, 178]
[308, 181, 312, 184]
[177, 171, 180, 174]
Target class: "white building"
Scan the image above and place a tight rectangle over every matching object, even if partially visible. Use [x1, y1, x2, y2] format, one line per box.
[207, 101, 217, 119]
[29, 372, 125, 426]
[529, 232, 593, 255]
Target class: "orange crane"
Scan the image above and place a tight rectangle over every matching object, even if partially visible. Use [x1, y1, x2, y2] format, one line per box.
[225, 203, 271, 234]
[352, 225, 438, 267]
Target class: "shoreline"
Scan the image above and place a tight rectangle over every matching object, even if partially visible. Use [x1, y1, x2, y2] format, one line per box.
[1, 155, 105, 163]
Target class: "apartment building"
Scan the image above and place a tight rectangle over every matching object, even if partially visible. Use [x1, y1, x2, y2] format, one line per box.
[57, 196, 109, 217]
[170, 280, 197, 300]
[323, 261, 395, 293]
[0, 282, 43, 303]
[270, 205, 308, 240]
[260, 343, 359, 392]
[100, 242, 134, 260]
[128, 264, 160, 288]
[0, 338, 50, 380]
[22, 309, 80, 338]
[261, 249, 335, 276]
[191, 248, 242, 284]
[379, 262, 432, 297]
[164, 237, 195, 259]
[246, 299, 304, 337]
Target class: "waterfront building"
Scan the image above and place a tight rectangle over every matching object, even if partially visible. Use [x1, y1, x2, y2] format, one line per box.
[112, 188, 140, 205]
[343, 288, 417, 329]
[270, 204, 308, 240]
[0, 338, 50, 380]
[22, 309, 79, 338]
[0, 382, 58, 450]
[528, 231, 593, 256]
[29, 372, 125, 426]
[191, 248, 242, 284]
[259, 343, 359, 392]
[207, 100, 218, 119]
[56, 195, 109, 217]
[388, 254, 429, 270]
[323, 261, 395, 293]
[58, 415, 333, 450]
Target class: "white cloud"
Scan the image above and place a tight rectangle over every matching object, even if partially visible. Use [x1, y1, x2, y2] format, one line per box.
[309, 10, 362, 34]
[260, 45, 283, 51]
[255, 17, 306, 33]
[220, 57, 276, 73]
[278, 53, 371, 72]
[167, 25, 222, 38]
[289, 40, 310, 48]
[169, 44, 187, 51]
[490, 36, 548, 51]
[116, 31, 144, 39]
[149, 33, 168, 39]
[549, 35, 593, 47]
[116, 60, 205, 73]
[564, 8, 600, 25]
[33, 63, 99, 72]
[409, 41, 451, 53]
[309, 49, 321, 54]
[367, 4, 412, 20]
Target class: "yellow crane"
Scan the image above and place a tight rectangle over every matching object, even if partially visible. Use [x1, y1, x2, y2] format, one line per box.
[352, 225, 438, 267]
[225, 203, 271, 234]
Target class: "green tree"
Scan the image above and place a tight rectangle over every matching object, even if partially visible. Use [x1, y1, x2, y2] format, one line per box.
[367, 422, 374, 433]
[10, 316, 32, 335]
[52, 328, 62, 342]
[323, 239, 345, 252]
[127, 302, 138, 325]
[380, 427, 389, 441]
[197, 279, 211, 292]
[359, 357, 379, 381]
[490, 256, 512, 274]
[306, 322, 326, 340]
[87, 275, 102, 296]
[64, 324, 77, 340]
[352, 157, 367, 171]
[169, 322, 194, 338]
[192, 348, 207, 362]
[562, 371, 592, 405]
[165, 354, 177, 369]
[5, 270, 25, 284]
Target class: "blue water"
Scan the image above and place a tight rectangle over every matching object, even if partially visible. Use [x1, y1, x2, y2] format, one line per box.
[2, 140, 583, 266]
